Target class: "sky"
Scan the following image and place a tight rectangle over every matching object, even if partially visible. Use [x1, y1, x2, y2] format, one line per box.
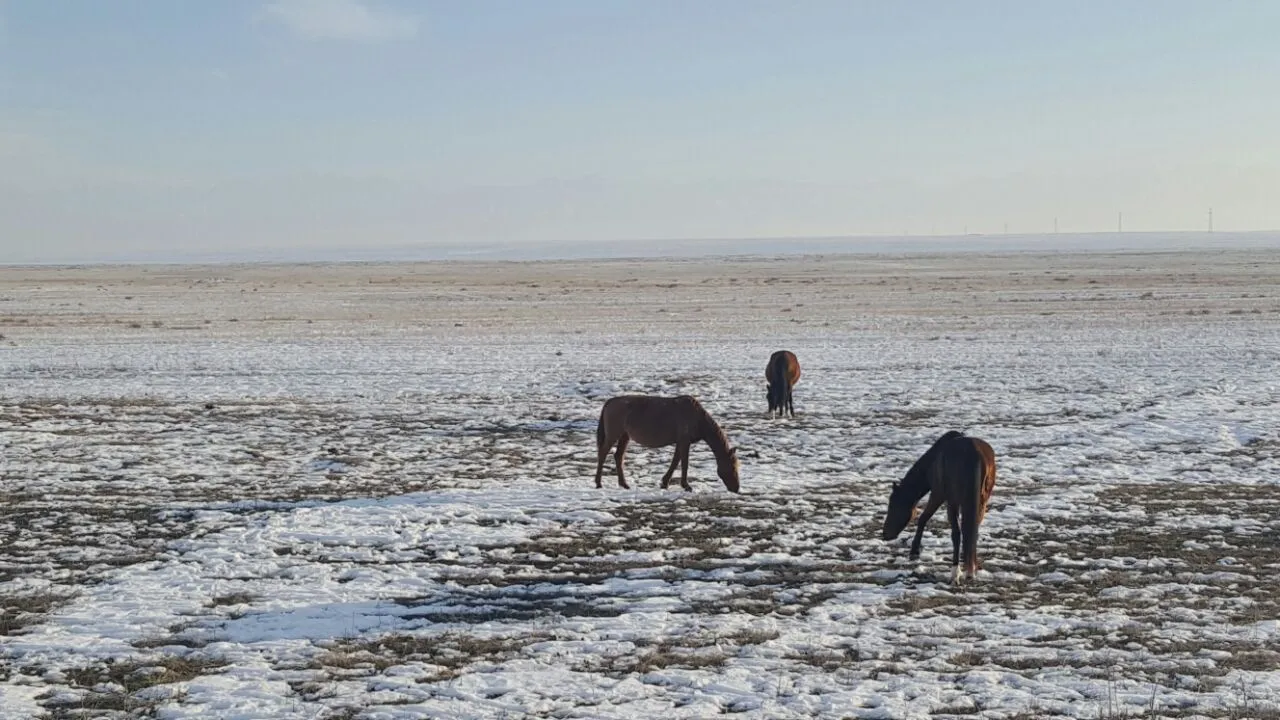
[1, 1, 1279, 262]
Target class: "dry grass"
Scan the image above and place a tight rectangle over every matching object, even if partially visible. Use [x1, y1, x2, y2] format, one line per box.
[208, 592, 257, 608]
[310, 630, 555, 683]
[0, 591, 76, 636]
[43, 655, 227, 717]
[63, 655, 228, 693]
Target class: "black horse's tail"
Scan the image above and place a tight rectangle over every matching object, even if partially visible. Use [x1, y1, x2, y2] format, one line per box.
[596, 409, 606, 452]
[961, 446, 983, 575]
[766, 358, 782, 413]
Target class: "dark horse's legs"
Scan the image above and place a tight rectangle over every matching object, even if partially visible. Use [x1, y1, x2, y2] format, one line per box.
[613, 434, 630, 489]
[962, 495, 982, 581]
[786, 383, 795, 418]
[909, 494, 944, 560]
[679, 443, 691, 491]
[596, 432, 632, 489]
[594, 435, 608, 488]
[947, 503, 962, 584]
[660, 444, 682, 489]
[659, 442, 692, 491]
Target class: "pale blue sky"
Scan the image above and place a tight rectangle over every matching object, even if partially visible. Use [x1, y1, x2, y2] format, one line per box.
[2, 1, 1278, 261]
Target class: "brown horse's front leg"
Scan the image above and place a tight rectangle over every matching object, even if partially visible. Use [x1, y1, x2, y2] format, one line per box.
[660, 446, 681, 489]
[909, 494, 944, 560]
[614, 434, 631, 489]
[678, 442, 691, 491]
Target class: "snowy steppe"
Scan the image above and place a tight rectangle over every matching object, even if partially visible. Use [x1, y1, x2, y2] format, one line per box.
[2, 247, 1279, 719]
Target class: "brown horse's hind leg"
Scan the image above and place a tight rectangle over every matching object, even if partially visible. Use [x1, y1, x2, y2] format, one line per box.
[594, 437, 611, 489]
[613, 434, 631, 489]
[660, 446, 681, 489]
[678, 443, 691, 491]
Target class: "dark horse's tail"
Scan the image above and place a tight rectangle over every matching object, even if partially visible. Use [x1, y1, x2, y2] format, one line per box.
[595, 409, 606, 452]
[961, 441, 983, 576]
[766, 357, 783, 413]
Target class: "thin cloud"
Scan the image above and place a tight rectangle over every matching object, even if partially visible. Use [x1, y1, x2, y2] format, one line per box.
[260, 0, 418, 42]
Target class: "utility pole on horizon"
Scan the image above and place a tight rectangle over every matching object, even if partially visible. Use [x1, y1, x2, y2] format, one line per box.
[1208, 208, 1214, 233]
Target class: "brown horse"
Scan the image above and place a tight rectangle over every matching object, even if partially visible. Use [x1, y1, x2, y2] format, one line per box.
[882, 430, 997, 584]
[594, 395, 740, 493]
[765, 350, 801, 417]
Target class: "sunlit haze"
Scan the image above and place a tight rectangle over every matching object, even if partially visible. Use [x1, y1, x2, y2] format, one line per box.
[2, 1, 1278, 262]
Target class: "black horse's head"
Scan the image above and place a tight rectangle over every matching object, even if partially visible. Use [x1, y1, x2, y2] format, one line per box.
[882, 481, 919, 540]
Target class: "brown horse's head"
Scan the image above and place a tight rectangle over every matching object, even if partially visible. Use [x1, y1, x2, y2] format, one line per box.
[882, 482, 919, 540]
[717, 447, 740, 493]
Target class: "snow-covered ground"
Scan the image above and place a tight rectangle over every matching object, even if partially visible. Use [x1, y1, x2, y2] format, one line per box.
[2, 250, 1279, 719]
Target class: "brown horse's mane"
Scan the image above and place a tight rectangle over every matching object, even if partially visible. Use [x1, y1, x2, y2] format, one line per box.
[893, 430, 965, 505]
[696, 402, 736, 467]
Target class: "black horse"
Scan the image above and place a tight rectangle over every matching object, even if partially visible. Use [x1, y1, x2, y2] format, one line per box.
[882, 430, 998, 584]
[765, 350, 800, 417]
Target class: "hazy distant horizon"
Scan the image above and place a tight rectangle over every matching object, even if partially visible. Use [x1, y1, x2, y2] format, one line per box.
[6, 230, 1278, 267]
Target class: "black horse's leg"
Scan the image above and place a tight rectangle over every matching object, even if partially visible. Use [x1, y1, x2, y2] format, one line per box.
[787, 384, 795, 417]
[660, 446, 681, 489]
[679, 442, 691, 491]
[614, 434, 631, 490]
[909, 494, 943, 559]
[947, 503, 962, 584]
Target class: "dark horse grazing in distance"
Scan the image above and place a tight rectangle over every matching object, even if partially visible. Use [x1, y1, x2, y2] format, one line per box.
[594, 395, 740, 493]
[882, 430, 997, 584]
[765, 350, 801, 417]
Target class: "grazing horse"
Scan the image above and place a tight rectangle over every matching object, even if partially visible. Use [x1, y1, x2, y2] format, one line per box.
[882, 430, 997, 584]
[765, 350, 801, 417]
[594, 395, 740, 493]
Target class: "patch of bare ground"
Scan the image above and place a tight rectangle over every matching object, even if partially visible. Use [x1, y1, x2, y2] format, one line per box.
[41, 655, 227, 717]
[1, 398, 461, 634]
[388, 493, 868, 622]
[572, 626, 782, 678]
[305, 630, 556, 685]
[0, 590, 77, 637]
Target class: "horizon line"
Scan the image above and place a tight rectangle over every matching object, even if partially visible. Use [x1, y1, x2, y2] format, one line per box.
[4, 230, 1279, 269]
